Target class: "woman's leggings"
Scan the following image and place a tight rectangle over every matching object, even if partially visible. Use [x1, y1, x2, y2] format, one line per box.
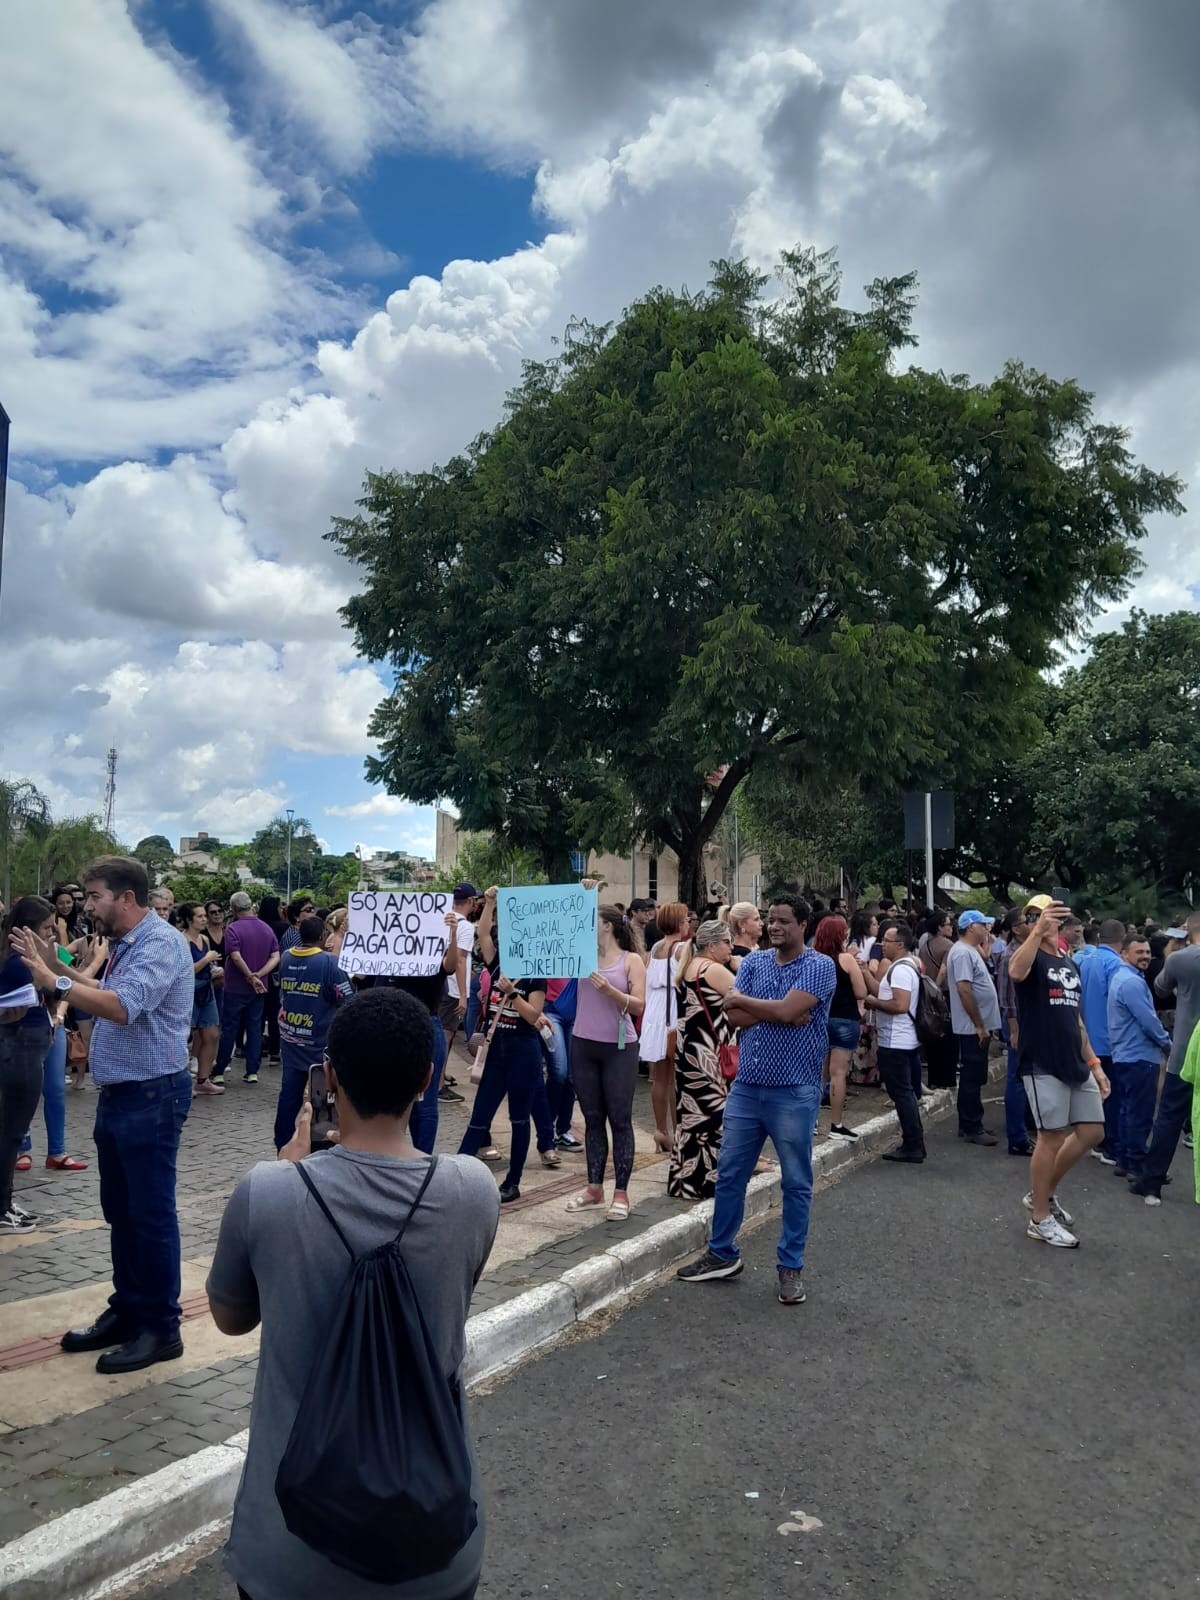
[570, 1037, 639, 1189]
[0, 1025, 51, 1214]
[458, 1032, 542, 1188]
[20, 1026, 68, 1159]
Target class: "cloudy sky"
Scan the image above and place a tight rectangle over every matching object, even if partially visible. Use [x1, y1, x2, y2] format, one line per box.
[1, 0, 1196, 860]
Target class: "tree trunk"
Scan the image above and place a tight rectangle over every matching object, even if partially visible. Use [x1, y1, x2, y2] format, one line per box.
[674, 836, 707, 911]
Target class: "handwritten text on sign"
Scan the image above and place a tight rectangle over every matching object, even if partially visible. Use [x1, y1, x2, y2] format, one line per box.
[496, 885, 598, 979]
[341, 891, 450, 977]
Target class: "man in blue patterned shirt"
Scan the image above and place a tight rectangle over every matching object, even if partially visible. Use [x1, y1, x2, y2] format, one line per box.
[13, 856, 194, 1374]
[677, 895, 835, 1305]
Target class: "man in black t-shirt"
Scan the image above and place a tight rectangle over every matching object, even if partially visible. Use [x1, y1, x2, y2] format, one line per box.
[1010, 896, 1110, 1248]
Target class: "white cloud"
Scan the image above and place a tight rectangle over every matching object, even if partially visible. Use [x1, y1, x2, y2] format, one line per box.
[206, 0, 411, 172]
[1, 0, 1197, 865]
[326, 795, 413, 818]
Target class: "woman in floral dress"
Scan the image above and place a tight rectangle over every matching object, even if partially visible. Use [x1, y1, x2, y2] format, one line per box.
[669, 920, 738, 1200]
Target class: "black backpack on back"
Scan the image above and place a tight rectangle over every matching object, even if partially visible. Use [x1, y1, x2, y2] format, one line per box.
[275, 1156, 477, 1583]
[895, 956, 952, 1047]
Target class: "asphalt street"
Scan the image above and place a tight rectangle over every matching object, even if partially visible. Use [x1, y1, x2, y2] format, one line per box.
[137, 1105, 1199, 1600]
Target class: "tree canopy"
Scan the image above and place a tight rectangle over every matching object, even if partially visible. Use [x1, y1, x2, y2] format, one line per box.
[133, 834, 176, 880]
[332, 248, 1182, 904]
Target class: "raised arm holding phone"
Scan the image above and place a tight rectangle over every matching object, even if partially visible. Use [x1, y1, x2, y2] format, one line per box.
[1010, 896, 1109, 1248]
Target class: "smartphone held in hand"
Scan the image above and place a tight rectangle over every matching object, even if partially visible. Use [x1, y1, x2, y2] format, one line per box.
[308, 1062, 339, 1150]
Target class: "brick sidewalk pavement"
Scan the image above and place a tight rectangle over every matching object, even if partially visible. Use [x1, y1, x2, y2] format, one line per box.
[0, 1048, 891, 1545]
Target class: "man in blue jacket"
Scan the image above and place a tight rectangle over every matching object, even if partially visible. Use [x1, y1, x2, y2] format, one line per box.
[1074, 919, 1124, 1163]
[1106, 934, 1172, 1182]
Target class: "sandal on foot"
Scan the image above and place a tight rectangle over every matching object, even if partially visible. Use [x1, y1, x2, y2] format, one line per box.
[540, 1148, 562, 1168]
[607, 1198, 632, 1221]
[45, 1155, 88, 1171]
[15, 1154, 32, 1172]
[565, 1192, 605, 1213]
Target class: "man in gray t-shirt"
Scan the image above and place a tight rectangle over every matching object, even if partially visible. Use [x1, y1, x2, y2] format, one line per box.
[207, 988, 500, 1600]
[947, 911, 1002, 1143]
[1134, 918, 1200, 1201]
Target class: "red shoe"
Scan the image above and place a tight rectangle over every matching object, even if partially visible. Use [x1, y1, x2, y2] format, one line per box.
[15, 1154, 32, 1172]
[45, 1155, 89, 1171]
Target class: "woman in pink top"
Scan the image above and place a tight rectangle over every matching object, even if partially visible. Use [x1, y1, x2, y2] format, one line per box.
[566, 906, 646, 1221]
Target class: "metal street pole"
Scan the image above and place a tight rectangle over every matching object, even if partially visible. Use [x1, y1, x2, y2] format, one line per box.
[923, 791, 934, 912]
[286, 808, 294, 901]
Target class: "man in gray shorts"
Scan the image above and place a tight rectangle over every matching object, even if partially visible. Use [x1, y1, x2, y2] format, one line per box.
[1008, 896, 1110, 1247]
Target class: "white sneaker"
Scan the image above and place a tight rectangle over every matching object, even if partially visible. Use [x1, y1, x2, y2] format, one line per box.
[1142, 1193, 1162, 1207]
[1090, 1150, 1117, 1166]
[1022, 1191, 1074, 1228]
[1026, 1214, 1079, 1248]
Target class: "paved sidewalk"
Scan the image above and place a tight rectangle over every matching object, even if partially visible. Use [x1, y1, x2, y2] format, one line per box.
[0, 1046, 895, 1544]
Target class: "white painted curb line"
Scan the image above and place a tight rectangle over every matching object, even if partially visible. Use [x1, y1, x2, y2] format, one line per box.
[0, 1072, 989, 1598]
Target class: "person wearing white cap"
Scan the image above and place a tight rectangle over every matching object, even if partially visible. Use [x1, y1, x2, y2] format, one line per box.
[946, 909, 1001, 1145]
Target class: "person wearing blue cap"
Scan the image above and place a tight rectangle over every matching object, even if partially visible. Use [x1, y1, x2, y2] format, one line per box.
[946, 910, 1002, 1144]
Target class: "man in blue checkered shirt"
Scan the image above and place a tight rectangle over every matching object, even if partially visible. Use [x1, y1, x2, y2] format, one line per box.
[677, 894, 835, 1305]
[13, 856, 194, 1374]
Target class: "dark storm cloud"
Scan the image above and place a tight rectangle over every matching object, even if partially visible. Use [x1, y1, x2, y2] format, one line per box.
[915, 0, 1200, 388]
[492, 0, 790, 127]
[763, 75, 842, 202]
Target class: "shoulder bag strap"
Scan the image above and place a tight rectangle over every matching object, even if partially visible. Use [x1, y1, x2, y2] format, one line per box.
[692, 963, 723, 1034]
[392, 1156, 438, 1246]
[294, 1161, 355, 1259]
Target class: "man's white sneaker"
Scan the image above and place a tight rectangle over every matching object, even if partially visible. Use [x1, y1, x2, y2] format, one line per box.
[1022, 1191, 1074, 1228]
[1090, 1150, 1117, 1166]
[1026, 1214, 1079, 1248]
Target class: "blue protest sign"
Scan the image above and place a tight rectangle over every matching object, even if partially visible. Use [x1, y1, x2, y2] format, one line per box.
[495, 884, 598, 979]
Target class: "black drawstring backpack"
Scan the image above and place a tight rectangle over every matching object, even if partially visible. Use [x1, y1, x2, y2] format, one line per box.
[275, 1157, 478, 1583]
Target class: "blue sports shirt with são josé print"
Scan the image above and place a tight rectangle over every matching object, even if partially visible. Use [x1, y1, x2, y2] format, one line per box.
[278, 946, 355, 1068]
[732, 948, 836, 1086]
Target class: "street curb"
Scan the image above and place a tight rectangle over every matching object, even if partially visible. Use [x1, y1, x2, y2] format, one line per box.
[0, 1070, 992, 1598]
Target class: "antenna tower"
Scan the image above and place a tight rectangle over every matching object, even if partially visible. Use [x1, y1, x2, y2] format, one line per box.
[102, 748, 118, 837]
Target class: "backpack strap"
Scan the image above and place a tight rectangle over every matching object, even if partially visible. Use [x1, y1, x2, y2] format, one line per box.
[392, 1156, 438, 1247]
[294, 1161, 355, 1259]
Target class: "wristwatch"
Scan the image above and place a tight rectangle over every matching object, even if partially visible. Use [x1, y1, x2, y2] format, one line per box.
[55, 975, 73, 997]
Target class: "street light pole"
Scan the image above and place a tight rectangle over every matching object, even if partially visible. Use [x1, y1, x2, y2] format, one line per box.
[286, 808, 294, 901]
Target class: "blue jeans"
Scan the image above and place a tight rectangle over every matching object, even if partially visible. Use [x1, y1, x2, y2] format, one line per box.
[1004, 1045, 1029, 1149]
[541, 1014, 576, 1138]
[410, 1019, 447, 1155]
[1112, 1058, 1157, 1177]
[459, 1032, 542, 1188]
[709, 1080, 821, 1272]
[956, 1034, 989, 1135]
[1107, 1056, 1126, 1158]
[20, 1026, 68, 1159]
[464, 969, 483, 1041]
[274, 1054, 310, 1151]
[94, 1070, 192, 1340]
[216, 992, 264, 1076]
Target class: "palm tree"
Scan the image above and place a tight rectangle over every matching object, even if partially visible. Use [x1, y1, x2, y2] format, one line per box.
[0, 778, 52, 908]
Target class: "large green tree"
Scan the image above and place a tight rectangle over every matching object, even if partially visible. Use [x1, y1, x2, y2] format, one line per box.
[1034, 610, 1200, 897]
[133, 834, 176, 881]
[246, 817, 319, 895]
[0, 778, 51, 905]
[332, 249, 1181, 904]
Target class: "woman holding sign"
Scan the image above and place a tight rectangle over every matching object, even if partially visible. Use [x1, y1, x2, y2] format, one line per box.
[458, 888, 548, 1203]
[566, 905, 647, 1221]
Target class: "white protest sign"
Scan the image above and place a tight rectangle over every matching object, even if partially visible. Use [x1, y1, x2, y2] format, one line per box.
[341, 890, 451, 977]
[495, 884, 598, 979]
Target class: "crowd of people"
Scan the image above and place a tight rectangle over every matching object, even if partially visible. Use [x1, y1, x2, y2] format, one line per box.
[2, 853, 1198, 1597]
